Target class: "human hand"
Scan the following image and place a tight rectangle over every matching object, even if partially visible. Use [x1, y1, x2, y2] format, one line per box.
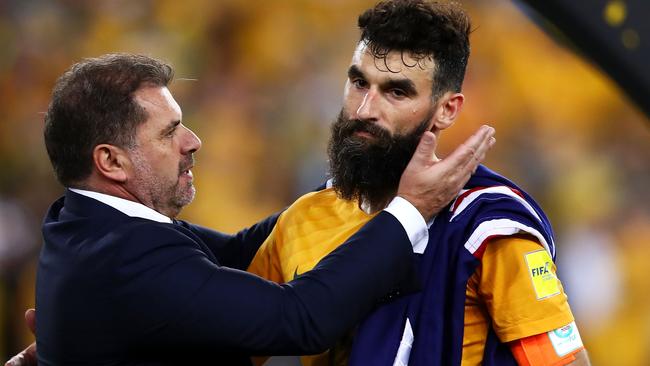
[397, 125, 495, 221]
[4, 309, 37, 366]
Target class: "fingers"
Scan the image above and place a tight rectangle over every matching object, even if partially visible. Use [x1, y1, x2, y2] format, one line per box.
[5, 343, 37, 366]
[5, 354, 19, 366]
[466, 127, 495, 172]
[6, 353, 25, 366]
[5, 310, 38, 366]
[406, 131, 438, 169]
[25, 309, 36, 335]
[24, 343, 37, 365]
[443, 125, 495, 173]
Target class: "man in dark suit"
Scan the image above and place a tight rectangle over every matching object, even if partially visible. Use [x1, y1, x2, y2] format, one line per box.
[7, 53, 494, 365]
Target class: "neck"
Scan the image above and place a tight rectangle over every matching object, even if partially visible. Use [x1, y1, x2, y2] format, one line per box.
[359, 190, 396, 214]
[74, 182, 137, 203]
[74, 177, 175, 217]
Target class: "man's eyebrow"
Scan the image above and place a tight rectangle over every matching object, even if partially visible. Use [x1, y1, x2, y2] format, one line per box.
[348, 64, 418, 97]
[347, 65, 365, 80]
[383, 78, 417, 97]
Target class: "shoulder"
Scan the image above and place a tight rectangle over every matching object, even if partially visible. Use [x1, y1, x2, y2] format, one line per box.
[81, 216, 189, 246]
[51, 215, 202, 270]
[447, 166, 555, 259]
[109, 219, 205, 257]
[38, 215, 208, 305]
[279, 187, 364, 226]
[450, 185, 539, 222]
[450, 166, 545, 224]
[288, 187, 342, 211]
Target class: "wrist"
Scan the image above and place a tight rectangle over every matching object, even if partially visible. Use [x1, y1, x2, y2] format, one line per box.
[396, 193, 431, 221]
[384, 196, 429, 254]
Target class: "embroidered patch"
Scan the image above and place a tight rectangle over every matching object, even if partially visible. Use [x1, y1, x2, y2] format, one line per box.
[548, 321, 584, 356]
[524, 249, 560, 299]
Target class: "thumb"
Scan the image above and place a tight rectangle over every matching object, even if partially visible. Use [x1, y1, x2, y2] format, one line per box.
[407, 131, 438, 169]
[25, 309, 36, 335]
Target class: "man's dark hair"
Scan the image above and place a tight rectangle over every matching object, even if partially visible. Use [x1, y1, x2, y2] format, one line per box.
[44, 53, 174, 187]
[358, 0, 471, 99]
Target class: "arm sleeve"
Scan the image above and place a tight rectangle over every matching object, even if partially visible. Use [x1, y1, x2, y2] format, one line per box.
[125, 211, 416, 356]
[384, 196, 429, 253]
[510, 327, 585, 366]
[478, 236, 574, 342]
[247, 219, 286, 283]
[180, 211, 281, 270]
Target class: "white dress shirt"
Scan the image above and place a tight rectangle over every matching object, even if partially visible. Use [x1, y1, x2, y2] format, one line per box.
[69, 188, 172, 223]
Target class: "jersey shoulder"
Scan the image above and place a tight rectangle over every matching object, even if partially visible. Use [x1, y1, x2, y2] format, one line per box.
[448, 166, 555, 259]
[279, 187, 369, 229]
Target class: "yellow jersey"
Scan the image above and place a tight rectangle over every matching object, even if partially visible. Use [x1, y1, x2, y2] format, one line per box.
[248, 188, 574, 365]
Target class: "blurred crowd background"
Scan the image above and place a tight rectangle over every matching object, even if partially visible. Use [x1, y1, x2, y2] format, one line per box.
[0, 0, 648, 364]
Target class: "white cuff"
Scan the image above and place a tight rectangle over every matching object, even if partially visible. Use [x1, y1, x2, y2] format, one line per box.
[384, 196, 429, 254]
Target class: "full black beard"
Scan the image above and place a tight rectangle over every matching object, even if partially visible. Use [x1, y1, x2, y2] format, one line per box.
[327, 110, 430, 210]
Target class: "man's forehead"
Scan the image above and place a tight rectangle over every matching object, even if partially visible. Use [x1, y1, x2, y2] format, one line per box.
[134, 86, 182, 116]
[351, 41, 435, 78]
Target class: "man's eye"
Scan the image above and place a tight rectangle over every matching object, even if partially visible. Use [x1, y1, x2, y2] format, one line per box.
[352, 79, 368, 89]
[390, 89, 406, 98]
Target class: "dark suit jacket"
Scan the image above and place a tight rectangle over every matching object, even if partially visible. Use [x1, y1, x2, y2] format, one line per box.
[36, 190, 415, 365]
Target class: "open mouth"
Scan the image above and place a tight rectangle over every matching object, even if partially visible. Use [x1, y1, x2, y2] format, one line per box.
[354, 130, 376, 139]
[181, 167, 194, 178]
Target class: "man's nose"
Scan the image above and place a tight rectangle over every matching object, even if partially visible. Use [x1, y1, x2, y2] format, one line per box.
[182, 126, 202, 154]
[355, 89, 379, 122]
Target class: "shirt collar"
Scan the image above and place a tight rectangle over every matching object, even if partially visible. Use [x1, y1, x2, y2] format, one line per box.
[68, 188, 173, 223]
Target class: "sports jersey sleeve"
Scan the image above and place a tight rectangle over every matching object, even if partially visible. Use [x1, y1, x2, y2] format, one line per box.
[510, 325, 585, 366]
[478, 236, 574, 342]
[247, 215, 286, 283]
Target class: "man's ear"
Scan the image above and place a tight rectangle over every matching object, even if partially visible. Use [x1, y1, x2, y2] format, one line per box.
[431, 92, 465, 131]
[92, 144, 130, 183]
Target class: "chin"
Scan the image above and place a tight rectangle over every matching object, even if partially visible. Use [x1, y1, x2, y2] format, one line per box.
[181, 187, 197, 205]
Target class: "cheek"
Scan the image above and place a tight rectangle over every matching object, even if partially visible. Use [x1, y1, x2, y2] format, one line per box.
[384, 108, 411, 132]
[395, 101, 433, 131]
[389, 115, 421, 135]
[342, 86, 363, 111]
[146, 148, 175, 172]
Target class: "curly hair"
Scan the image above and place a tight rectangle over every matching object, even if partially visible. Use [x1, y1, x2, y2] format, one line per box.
[358, 0, 471, 99]
[44, 54, 174, 187]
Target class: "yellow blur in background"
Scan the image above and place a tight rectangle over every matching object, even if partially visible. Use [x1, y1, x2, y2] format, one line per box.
[0, 1, 648, 364]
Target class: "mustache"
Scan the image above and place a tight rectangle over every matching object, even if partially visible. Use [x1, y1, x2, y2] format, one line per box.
[337, 117, 392, 141]
[178, 155, 194, 174]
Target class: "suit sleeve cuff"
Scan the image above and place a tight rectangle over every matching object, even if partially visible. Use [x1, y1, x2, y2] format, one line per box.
[384, 196, 428, 254]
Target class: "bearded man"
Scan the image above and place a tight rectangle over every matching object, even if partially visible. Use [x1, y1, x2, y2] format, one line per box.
[247, 1, 589, 365]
